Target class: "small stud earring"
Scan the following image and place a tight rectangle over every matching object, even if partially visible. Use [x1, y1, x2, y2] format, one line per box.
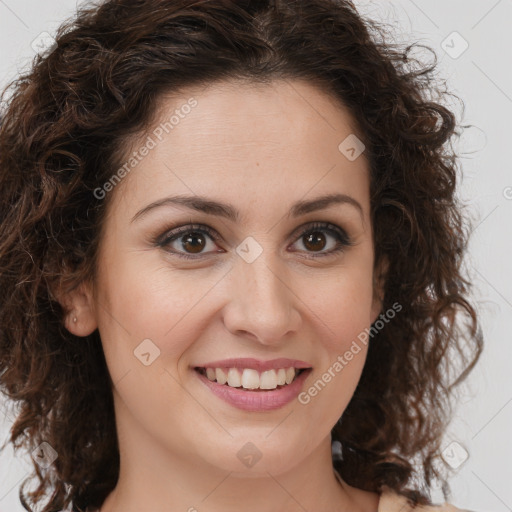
[73, 317, 77, 323]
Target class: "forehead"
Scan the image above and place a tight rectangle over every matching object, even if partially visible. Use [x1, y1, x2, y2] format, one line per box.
[108, 78, 370, 224]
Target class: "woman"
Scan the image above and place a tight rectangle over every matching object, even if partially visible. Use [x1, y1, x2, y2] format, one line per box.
[0, 1, 482, 511]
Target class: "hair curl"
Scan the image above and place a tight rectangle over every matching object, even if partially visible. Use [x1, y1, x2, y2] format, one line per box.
[0, 1, 483, 511]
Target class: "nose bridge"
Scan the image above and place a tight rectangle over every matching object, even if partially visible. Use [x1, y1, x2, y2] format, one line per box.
[243, 253, 286, 307]
[225, 238, 299, 342]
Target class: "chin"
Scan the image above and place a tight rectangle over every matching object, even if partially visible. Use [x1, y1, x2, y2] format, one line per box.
[196, 435, 311, 477]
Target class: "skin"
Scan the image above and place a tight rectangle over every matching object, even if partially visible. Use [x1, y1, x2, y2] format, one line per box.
[61, 79, 387, 512]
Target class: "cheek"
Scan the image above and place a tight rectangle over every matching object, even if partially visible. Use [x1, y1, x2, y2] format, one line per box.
[93, 258, 205, 428]
[297, 280, 372, 429]
[293, 262, 374, 412]
[302, 262, 375, 351]
[95, 252, 224, 372]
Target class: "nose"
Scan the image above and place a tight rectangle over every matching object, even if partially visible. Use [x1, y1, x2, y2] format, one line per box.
[222, 251, 301, 345]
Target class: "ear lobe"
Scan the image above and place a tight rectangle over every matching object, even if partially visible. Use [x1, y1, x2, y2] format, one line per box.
[370, 255, 389, 325]
[53, 280, 98, 337]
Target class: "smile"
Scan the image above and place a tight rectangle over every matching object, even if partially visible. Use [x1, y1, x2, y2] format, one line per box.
[193, 359, 313, 411]
[195, 366, 307, 391]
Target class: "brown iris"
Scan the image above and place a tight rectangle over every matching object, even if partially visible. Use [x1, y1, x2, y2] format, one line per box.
[303, 231, 327, 252]
[181, 232, 206, 254]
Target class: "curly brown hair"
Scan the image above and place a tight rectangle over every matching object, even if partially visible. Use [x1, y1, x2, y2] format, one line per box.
[0, 0, 483, 511]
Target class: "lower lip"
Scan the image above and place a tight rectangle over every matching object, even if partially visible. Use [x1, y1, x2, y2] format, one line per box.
[194, 369, 312, 412]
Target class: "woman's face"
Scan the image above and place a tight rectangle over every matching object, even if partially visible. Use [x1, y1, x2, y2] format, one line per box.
[72, 79, 384, 478]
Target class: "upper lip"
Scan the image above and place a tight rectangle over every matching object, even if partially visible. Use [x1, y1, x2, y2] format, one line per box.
[195, 358, 313, 372]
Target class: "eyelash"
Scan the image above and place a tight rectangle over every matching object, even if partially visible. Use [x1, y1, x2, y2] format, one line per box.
[154, 221, 354, 260]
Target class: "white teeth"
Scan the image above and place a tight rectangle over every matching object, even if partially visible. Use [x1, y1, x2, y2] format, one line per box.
[215, 368, 227, 385]
[241, 369, 260, 389]
[201, 366, 303, 390]
[260, 369, 278, 390]
[227, 368, 241, 387]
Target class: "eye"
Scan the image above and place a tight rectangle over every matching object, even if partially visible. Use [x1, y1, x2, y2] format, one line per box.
[289, 221, 354, 259]
[155, 221, 353, 260]
[156, 224, 223, 260]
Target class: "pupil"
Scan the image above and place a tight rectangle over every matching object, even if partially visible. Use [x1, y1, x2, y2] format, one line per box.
[182, 232, 205, 253]
[304, 232, 326, 252]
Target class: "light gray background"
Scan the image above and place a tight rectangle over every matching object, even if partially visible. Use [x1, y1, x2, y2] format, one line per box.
[0, 1, 510, 511]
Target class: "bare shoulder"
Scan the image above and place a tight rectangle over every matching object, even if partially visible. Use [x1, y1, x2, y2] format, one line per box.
[378, 486, 473, 512]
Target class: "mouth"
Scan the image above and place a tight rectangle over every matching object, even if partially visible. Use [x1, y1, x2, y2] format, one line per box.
[193, 364, 313, 411]
[194, 366, 310, 392]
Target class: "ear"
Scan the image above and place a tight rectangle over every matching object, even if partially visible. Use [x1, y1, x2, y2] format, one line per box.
[370, 255, 389, 325]
[53, 279, 98, 337]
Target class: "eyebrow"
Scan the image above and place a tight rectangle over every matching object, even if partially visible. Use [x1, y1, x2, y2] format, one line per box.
[130, 193, 364, 224]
